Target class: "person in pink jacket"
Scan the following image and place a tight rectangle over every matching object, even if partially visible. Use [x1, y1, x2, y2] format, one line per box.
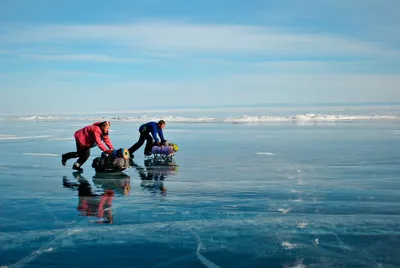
[62, 121, 114, 172]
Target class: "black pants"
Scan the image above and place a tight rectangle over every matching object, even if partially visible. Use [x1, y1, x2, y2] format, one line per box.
[128, 132, 153, 155]
[63, 140, 91, 166]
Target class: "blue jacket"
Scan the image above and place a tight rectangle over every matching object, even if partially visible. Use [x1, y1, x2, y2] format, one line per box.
[139, 122, 165, 143]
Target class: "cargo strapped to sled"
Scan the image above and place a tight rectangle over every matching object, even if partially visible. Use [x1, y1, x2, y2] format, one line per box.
[92, 148, 131, 173]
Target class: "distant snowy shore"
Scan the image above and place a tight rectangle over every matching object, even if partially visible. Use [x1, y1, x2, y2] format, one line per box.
[2, 113, 399, 123]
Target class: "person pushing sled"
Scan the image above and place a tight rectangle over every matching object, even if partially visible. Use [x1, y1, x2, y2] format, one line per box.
[62, 121, 114, 172]
[128, 120, 178, 158]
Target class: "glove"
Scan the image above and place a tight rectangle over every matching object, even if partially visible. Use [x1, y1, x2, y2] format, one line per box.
[105, 149, 114, 154]
[161, 140, 169, 146]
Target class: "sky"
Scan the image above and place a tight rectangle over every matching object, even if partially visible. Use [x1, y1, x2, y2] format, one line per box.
[1, 0, 400, 115]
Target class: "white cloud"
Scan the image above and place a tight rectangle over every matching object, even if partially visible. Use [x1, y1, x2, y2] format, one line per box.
[233, 60, 385, 74]
[27, 53, 133, 63]
[0, 49, 147, 63]
[1, 21, 399, 58]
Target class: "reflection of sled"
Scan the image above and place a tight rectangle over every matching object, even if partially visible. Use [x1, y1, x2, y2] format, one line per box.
[144, 158, 179, 176]
[93, 173, 131, 196]
[148, 142, 179, 159]
[130, 158, 179, 195]
[93, 171, 129, 177]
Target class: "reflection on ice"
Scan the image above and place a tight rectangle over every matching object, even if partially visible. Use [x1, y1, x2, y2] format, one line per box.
[92, 172, 131, 196]
[130, 158, 179, 195]
[62, 172, 127, 224]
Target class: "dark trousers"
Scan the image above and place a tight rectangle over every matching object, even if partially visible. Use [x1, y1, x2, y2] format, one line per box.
[63, 140, 91, 166]
[128, 132, 153, 155]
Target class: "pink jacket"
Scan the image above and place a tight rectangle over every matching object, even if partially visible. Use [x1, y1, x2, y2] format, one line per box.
[74, 122, 114, 152]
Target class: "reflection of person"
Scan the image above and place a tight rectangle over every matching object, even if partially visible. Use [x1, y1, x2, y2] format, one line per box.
[128, 120, 166, 157]
[62, 173, 114, 224]
[62, 121, 114, 172]
[92, 173, 131, 196]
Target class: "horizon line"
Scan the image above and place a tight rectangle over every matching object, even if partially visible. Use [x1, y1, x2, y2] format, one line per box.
[1, 101, 400, 116]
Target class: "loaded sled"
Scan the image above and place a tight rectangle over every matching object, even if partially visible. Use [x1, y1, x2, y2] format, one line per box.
[148, 142, 179, 159]
[92, 148, 131, 173]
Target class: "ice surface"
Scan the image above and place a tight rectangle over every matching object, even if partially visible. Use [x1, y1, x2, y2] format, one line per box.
[1, 109, 400, 267]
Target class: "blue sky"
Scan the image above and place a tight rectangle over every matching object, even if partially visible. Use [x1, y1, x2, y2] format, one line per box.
[1, 0, 400, 114]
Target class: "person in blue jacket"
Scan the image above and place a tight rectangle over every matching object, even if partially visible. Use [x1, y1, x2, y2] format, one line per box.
[128, 120, 166, 156]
